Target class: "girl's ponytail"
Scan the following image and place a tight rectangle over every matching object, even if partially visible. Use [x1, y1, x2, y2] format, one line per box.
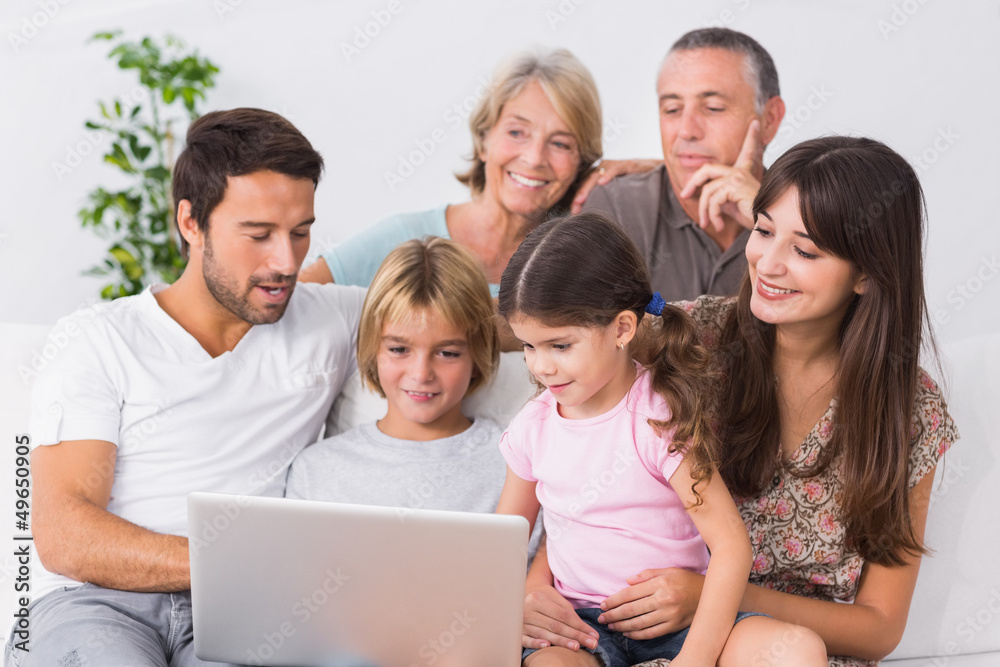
[644, 298, 720, 505]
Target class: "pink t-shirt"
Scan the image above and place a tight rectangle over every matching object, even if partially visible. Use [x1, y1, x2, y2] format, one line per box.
[499, 365, 710, 609]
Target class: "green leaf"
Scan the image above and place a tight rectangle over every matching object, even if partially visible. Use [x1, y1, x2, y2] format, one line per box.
[82, 30, 214, 299]
[118, 52, 142, 69]
[124, 262, 144, 281]
[113, 191, 140, 214]
[104, 143, 135, 173]
[91, 30, 120, 42]
[127, 135, 152, 162]
[109, 246, 142, 279]
[144, 165, 171, 181]
[108, 44, 128, 59]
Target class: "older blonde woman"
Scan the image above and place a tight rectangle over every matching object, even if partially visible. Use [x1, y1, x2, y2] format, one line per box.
[299, 49, 603, 295]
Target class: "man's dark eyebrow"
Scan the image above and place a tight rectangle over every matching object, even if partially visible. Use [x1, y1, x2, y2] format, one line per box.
[236, 218, 316, 228]
[658, 91, 731, 104]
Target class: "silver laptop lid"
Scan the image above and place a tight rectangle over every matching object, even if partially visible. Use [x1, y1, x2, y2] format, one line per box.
[188, 492, 528, 667]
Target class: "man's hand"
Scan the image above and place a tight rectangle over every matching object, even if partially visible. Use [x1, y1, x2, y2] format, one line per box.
[570, 159, 662, 214]
[522, 583, 600, 651]
[679, 119, 763, 232]
[596, 568, 705, 640]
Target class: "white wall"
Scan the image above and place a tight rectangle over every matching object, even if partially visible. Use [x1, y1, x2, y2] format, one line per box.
[1, 0, 998, 651]
[0, 0, 1000, 656]
[2, 0, 998, 343]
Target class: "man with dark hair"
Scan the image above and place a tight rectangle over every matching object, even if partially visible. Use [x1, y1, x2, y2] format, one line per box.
[583, 27, 786, 300]
[12, 109, 364, 666]
[172, 108, 327, 258]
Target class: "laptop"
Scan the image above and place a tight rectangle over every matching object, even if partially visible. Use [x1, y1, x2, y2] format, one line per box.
[187, 492, 529, 667]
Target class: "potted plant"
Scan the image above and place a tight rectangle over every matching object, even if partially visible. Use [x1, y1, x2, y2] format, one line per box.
[80, 31, 219, 299]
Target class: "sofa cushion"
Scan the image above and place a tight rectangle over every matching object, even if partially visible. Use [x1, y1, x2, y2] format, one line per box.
[0, 322, 55, 437]
[886, 333, 1000, 660]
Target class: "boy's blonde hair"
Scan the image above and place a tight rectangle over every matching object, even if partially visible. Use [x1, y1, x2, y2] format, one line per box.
[358, 237, 499, 398]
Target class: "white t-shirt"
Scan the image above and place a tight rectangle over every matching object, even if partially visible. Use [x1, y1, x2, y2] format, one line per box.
[28, 282, 365, 599]
[285, 418, 507, 512]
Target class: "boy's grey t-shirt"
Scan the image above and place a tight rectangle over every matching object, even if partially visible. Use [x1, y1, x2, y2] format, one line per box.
[285, 418, 506, 514]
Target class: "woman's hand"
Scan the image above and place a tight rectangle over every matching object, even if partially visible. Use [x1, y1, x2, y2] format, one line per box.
[597, 568, 705, 640]
[570, 159, 662, 213]
[297, 257, 334, 284]
[521, 582, 600, 651]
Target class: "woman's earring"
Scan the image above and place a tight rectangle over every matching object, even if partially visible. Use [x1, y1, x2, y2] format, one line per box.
[618, 342, 625, 351]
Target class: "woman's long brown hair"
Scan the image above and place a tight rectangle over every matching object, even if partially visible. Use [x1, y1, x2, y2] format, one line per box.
[717, 136, 934, 565]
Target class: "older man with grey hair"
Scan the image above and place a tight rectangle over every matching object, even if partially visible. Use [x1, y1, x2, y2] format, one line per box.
[580, 27, 786, 300]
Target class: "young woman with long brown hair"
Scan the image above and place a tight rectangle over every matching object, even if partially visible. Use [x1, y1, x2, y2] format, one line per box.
[520, 136, 959, 667]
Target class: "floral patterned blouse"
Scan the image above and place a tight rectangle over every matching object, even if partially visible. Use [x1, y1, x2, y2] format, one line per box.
[677, 295, 958, 667]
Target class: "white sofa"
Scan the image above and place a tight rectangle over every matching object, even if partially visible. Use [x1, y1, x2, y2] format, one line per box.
[2, 322, 997, 665]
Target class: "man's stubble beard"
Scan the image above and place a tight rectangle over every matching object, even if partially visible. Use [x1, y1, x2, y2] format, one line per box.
[202, 235, 296, 326]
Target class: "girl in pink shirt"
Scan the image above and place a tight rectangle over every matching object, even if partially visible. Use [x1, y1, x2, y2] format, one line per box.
[495, 212, 824, 667]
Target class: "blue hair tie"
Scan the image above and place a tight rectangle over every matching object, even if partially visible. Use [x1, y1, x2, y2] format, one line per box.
[645, 292, 666, 316]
